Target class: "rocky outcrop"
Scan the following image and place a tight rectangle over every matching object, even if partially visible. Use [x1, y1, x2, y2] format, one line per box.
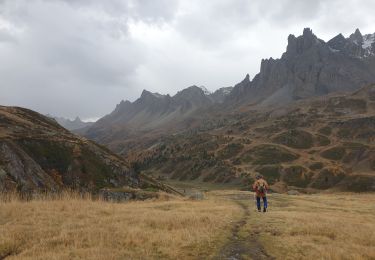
[208, 87, 233, 103]
[227, 28, 375, 106]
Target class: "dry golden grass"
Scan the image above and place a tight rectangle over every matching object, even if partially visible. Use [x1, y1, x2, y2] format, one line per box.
[248, 193, 375, 260]
[0, 192, 241, 260]
[2, 190, 375, 260]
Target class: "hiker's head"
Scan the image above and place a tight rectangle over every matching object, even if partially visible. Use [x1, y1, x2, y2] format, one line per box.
[256, 174, 263, 180]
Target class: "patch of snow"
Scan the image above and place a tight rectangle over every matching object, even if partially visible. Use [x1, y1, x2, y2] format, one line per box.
[220, 87, 233, 95]
[198, 85, 212, 95]
[81, 117, 99, 123]
[362, 33, 375, 49]
[151, 92, 164, 98]
[329, 47, 340, 53]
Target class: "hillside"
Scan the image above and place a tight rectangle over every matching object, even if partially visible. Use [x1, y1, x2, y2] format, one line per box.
[0, 106, 174, 193]
[127, 85, 375, 192]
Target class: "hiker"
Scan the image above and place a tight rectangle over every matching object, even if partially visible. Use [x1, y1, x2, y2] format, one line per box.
[252, 174, 269, 212]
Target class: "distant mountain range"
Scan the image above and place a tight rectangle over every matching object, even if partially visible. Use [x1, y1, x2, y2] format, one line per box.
[82, 28, 375, 151]
[83, 85, 233, 149]
[49, 115, 95, 131]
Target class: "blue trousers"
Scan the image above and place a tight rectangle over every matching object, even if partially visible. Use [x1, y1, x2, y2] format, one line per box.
[256, 196, 267, 210]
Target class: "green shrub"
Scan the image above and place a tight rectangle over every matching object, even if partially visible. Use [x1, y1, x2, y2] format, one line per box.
[309, 162, 324, 171]
[337, 128, 351, 138]
[218, 143, 244, 159]
[243, 144, 299, 165]
[272, 129, 313, 149]
[255, 165, 281, 184]
[320, 146, 346, 161]
[318, 126, 332, 136]
[315, 134, 331, 146]
[18, 139, 73, 173]
[282, 165, 311, 188]
[310, 167, 346, 189]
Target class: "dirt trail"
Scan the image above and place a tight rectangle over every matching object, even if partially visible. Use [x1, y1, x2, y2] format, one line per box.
[215, 194, 274, 260]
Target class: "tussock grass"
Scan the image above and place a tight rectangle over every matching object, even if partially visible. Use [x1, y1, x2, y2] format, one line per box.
[0, 192, 241, 259]
[249, 193, 375, 259]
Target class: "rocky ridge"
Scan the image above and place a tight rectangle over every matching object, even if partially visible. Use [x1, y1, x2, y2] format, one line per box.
[227, 28, 375, 106]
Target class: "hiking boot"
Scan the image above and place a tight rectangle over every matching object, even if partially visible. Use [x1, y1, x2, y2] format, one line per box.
[258, 208, 261, 212]
[263, 208, 267, 212]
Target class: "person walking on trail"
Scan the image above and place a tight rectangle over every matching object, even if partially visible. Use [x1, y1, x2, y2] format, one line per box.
[253, 174, 269, 212]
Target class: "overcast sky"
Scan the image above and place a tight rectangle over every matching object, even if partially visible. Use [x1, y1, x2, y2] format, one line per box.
[1, 0, 374, 120]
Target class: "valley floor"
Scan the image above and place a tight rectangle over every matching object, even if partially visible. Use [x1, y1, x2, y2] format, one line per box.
[0, 190, 374, 259]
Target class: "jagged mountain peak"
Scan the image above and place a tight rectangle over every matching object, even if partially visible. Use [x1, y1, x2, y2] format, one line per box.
[286, 28, 321, 55]
[140, 89, 165, 99]
[51, 115, 94, 131]
[327, 33, 347, 50]
[303, 27, 314, 37]
[198, 85, 212, 95]
[119, 99, 131, 105]
[113, 100, 132, 114]
[227, 27, 375, 106]
[73, 116, 81, 122]
[349, 28, 363, 44]
[174, 85, 206, 97]
[327, 28, 375, 58]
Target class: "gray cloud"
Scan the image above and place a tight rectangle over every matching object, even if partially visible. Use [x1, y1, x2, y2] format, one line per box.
[0, 0, 374, 120]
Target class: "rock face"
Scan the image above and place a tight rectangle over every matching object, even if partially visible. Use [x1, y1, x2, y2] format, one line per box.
[208, 87, 234, 103]
[227, 28, 375, 106]
[0, 106, 173, 193]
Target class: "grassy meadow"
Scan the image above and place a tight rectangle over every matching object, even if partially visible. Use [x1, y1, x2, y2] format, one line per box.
[0, 190, 374, 259]
[250, 193, 375, 260]
[0, 192, 241, 259]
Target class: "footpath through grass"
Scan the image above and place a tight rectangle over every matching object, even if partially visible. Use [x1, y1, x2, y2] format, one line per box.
[0, 190, 374, 259]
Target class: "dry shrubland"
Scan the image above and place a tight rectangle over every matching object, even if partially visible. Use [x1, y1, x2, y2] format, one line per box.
[0, 192, 241, 259]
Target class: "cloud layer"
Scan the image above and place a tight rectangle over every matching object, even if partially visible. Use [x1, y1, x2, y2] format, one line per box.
[0, 0, 374, 119]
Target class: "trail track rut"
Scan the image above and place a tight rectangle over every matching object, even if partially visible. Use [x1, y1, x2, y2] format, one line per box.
[215, 194, 274, 260]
